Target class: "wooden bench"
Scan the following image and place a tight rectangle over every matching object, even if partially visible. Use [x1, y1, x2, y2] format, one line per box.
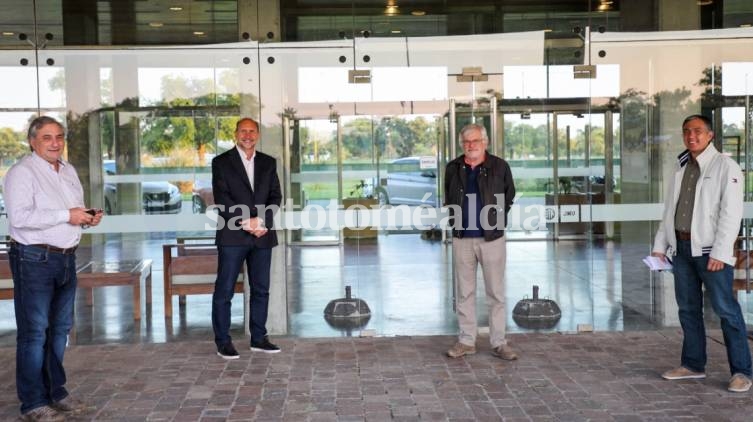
[734, 248, 753, 296]
[0, 251, 12, 300]
[162, 243, 244, 318]
[0, 252, 153, 321]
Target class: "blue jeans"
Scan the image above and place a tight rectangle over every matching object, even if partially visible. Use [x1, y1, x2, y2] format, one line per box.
[212, 245, 272, 347]
[10, 243, 77, 414]
[673, 239, 752, 377]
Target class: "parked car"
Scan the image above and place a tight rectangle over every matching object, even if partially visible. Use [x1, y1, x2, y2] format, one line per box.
[377, 157, 439, 207]
[190, 156, 440, 213]
[103, 160, 182, 214]
[192, 179, 214, 213]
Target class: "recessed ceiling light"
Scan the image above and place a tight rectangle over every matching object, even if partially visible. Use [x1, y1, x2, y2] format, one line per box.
[391, 29, 402, 34]
[411, 10, 426, 16]
[597, 0, 614, 11]
[149, 22, 164, 28]
[384, 5, 399, 16]
[193, 31, 205, 36]
[2, 32, 14, 36]
[169, 6, 183, 11]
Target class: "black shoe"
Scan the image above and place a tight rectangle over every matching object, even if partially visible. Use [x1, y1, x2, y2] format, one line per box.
[217, 342, 240, 360]
[250, 336, 280, 353]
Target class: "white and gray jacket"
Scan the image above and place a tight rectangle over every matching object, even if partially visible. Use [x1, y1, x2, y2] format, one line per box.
[652, 144, 743, 266]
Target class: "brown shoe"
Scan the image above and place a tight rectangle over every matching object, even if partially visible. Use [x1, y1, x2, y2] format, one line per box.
[491, 344, 518, 360]
[51, 395, 89, 413]
[661, 367, 706, 380]
[446, 342, 476, 358]
[20, 405, 64, 422]
[728, 373, 752, 393]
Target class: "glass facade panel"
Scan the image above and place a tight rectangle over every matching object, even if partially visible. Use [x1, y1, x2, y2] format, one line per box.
[1, 1, 753, 341]
[592, 27, 753, 325]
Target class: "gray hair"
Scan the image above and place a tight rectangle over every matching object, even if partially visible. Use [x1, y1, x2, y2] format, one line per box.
[27, 116, 64, 141]
[459, 123, 489, 143]
[27, 116, 64, 151]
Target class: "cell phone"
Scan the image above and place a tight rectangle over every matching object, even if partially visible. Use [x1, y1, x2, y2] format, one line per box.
[85, 209, 98, 216]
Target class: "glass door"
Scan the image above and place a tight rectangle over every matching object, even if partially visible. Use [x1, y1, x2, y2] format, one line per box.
[722, 105, 753, 296]
[551, 111, 599, 239]
[444, 97, 498, 200]
[285, 116, 342, 245]
[347, 114, 443, 209]
[500, 108, 619, 240]
[503, 111, 554, 240]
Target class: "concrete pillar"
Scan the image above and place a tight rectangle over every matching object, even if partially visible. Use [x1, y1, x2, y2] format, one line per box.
[619, 0, 657, 31]
[238, 0, 281, 42]
[112, 57, 141, 214]
[62, 0, 99, 45]
[60, 53, 105, 257]
[256, 113, 287, 336]
[110, 0, 137, 45]
[257, 106, 287, 337]
[234, 38, 287, 335]
[63, 57, 102, 211]
[658, 0, 701, 31]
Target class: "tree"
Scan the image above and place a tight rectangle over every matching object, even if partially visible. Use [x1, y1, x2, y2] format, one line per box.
[341, 118, 374, 160]
[100, 111, 115, 158]
[698, 65, 725, 109]
[0, 128, 26, 166]
[139, 73, 245, 161]
[505, 122, 549, 159]
[140, 97, 198, 155]
[340, 116, 441, 161]
[582, 126, 605, 157]
[375, 117, 414, 158]
[301, 128, 335, 163]
[406, 116, 438, 156]
[608, 88, 651, 153]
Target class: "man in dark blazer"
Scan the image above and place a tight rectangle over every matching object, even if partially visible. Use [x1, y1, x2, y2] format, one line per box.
[211, 117, 282, 359]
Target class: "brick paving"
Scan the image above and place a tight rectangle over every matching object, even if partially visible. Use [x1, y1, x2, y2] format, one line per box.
[1, 330, 752, 421]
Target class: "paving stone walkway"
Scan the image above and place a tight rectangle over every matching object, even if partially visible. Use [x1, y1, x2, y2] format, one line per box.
[1, 330, 752, 421]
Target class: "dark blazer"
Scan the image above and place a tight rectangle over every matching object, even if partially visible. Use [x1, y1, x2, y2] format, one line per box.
[212, 147, 282, 248]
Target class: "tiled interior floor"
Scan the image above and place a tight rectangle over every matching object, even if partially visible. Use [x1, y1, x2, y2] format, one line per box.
[1, 232, 751, 347]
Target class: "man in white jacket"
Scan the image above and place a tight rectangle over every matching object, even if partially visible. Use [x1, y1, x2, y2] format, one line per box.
[652, 114, 751, 393]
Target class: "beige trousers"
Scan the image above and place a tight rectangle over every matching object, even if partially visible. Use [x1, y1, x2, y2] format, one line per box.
[452, 236, 507, 348]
